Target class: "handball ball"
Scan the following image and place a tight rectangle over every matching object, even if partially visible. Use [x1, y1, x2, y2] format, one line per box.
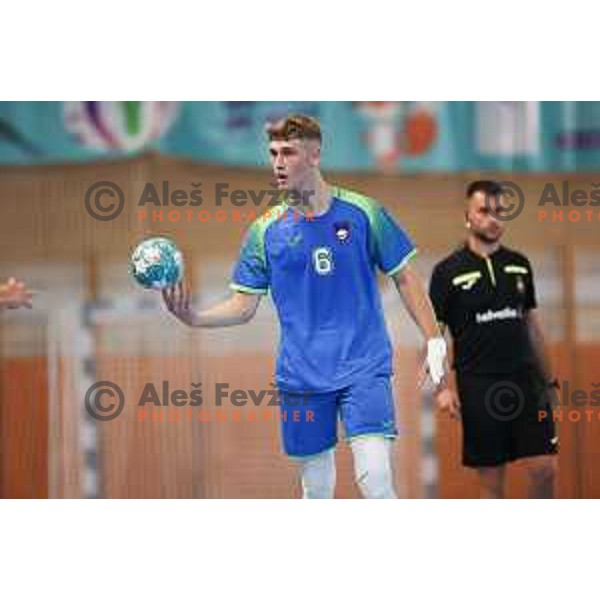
[129, 237, 184, 290]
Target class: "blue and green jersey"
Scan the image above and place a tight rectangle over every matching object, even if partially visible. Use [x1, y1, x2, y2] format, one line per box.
[231, 186, 417, 392]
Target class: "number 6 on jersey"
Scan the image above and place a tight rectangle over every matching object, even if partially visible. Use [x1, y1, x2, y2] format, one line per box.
[312, 246, 334, 275]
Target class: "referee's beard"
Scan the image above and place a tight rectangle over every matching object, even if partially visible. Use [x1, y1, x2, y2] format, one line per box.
[472, 228, 503, 244]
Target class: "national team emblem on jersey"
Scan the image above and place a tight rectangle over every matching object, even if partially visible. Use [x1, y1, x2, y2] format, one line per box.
[334, 221, 351, 242]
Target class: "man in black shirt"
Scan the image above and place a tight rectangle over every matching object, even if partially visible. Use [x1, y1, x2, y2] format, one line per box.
[429, 181, 558, 499]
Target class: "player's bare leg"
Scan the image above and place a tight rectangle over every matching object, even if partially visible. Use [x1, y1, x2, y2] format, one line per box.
[477, 465, 506, 499]
[520, 455, 557, 499]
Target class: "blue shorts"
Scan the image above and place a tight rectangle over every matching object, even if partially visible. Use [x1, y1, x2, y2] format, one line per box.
[279, 374, 397, 458]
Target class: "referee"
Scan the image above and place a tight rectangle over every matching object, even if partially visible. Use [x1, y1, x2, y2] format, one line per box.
[429, 181, 558, 499]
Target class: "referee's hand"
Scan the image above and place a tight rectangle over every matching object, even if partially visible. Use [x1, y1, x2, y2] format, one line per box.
[435, 388, 460, 420]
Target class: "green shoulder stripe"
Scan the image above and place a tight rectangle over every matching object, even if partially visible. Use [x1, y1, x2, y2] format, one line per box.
[333, 186, 380, 230]
[247, 202, 285, 265]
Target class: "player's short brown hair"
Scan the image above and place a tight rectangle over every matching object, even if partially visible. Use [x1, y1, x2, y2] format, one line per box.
[266, 114, 322, 143]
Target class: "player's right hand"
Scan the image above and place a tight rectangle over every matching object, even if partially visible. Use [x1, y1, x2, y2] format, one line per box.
[0, 277, 33, 309]
[435, 387, 460, 420]
[162, 281, 195, 326]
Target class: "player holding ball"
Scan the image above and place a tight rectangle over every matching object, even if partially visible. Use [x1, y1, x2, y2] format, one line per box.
[163, 114, 446, 499]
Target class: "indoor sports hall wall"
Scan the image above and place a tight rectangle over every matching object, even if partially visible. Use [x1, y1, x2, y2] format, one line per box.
[0, 157, 597, 498]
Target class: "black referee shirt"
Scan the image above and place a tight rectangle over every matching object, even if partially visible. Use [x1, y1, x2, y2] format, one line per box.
[429, 244, 538, 374]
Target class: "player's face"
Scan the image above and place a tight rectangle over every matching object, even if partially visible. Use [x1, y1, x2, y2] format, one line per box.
[466, 191, 506, 243]
[269, 139, 319, 191]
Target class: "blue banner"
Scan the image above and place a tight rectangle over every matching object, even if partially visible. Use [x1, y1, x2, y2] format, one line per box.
[0, 101, 599, 172]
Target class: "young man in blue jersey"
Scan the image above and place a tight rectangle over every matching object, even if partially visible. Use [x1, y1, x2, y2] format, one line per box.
[163, 114, 447, 499]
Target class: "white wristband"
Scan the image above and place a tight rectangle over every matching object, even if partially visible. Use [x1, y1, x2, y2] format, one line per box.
[426, 337, 447, 386]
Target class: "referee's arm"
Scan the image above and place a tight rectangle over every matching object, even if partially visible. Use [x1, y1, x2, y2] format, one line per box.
[522, 258, 556, 385]
[526, 309, 555, 384]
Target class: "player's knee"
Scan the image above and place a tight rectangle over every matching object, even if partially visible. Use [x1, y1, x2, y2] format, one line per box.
[355, 463, 396, 499]
[298, 449, 336, 499]
[351, 437, 397, 499]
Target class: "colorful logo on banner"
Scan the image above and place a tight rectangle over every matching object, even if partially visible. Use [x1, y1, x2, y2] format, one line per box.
[64, 101, 180, 152]
[354, 101, 439, 170]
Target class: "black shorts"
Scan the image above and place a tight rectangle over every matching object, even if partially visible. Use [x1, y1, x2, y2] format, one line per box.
[456, 367, 558, 468]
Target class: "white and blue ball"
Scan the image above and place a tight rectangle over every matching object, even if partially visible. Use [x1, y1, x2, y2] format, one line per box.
[129, 237, 184, 290]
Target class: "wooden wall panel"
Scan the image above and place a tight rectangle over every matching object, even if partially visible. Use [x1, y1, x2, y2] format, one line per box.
[578, 345, 600, 499]
[0, 357, 48, 498]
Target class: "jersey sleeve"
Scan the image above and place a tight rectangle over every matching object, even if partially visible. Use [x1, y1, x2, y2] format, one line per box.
[429, 263, 450, 325]
[230, 223, 270, 295]
[371, 205, 417, 276]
